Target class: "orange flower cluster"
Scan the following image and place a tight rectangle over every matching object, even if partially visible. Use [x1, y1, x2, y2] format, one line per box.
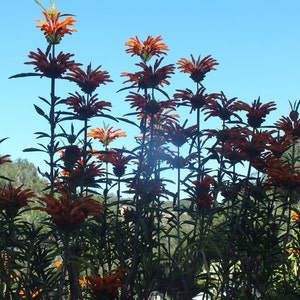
[86, 268, 126, 299]
[164, 120, 197, 147]
[203, 91, 241, 122]
[34, 188, 103, 228]
[234, 98, 276, 128]
[65, 92, 112, 120]
[266, 162, 300, 189]
[26, 49, 78, 78]
[66, 63, 113, 94]
[19, 288, 42, 299]
[79, 278, 89, 288]
[98, 149, 132, 178]
[275, 116, 300, 139]
[125, 92, 177, 118]
[36, 7, 76, 44]
[177, 54, 218, 83]
[0, 185, 35, 217]
[122, 58, 175, 90]
[125, 35, 169, 62]
[1, 251, 8, 268]
[288, 248, 300, 257]
[292, 210, 300, 222]
[174, 87, 216, 112]
[88, 125, 127, 147]
[192, 176, 215, 210]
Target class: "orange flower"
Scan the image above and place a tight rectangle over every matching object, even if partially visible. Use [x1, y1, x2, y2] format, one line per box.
[25, 48, 79, 78]
[288, 248, 300, 257]
[177, 54, 218, 83]
[275, 116, 300, 139]
[0, 185, 35, 217]
[54, 261, 63, 268]
[125, 92, 177, 117]
[211, 127, 250, 163]
[164, 120, 197, 147]
[266, 161, 300, 189]
[98, 148, 132, 178]
[122, 57, 175, 89]
[36, 7, 76, 44]
[60, 145, 82, 170]
[88, 125, 127, 147]
[86, 268, 127, 298]
[203, 91, 242, 122]
[241, 130, 274, 160]
[234, 98, 276, 128]
[174, 87, 216, 112]
[267, 134, 295, 158]
[66, 63, 113, 94]
[34, 188, 103, 229]
[64, 161, 104, 188]
[125, 35, 169, 62]
[19, 288, 42, 299]
[192, 176, 215, 210]
[292, 210, 300, 222]
[1, 251, 8, 268]
[65, 92, 112, 120]
[79, 278, 89, 288]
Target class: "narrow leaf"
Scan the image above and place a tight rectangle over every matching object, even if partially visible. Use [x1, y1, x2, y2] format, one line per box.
[23, 148, 46, 152]
[9, 73, 42, 79]
[34, 104, 49, 120]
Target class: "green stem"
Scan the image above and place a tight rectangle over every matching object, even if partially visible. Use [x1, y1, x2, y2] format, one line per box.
[49, 45, 56, 195]
[177, 146, 181, 241]
[196, 107, 202, 180]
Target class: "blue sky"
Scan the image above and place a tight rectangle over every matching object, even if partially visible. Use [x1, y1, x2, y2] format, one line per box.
[1, 0, 300, 168]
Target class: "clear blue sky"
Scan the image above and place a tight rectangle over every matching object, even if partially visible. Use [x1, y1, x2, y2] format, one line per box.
[2, 0, 300, 167]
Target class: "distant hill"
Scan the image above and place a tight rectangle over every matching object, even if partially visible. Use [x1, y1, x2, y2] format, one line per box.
[0, 158, 46, 194]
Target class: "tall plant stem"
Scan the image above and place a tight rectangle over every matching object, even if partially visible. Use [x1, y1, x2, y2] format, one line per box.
[196, 107, 202, 181]
[176, 146, 181, 241]
[79, 94, 90, 197]
[116, 178, 121, 226]
[124, 112, 148, 298]
[49, 45, 57, 196]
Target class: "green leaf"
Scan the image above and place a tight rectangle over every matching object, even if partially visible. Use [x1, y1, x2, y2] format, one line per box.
[34, 132, 51, 139]
[116, 85, 139, 93]
[0, 137, 9, 143]
[9, 73, 42, 79]
[117, 117, 139, 128]
[155, 87, 171, 99]
[34, 104, 49, 121]
[23, 147, 46, 152]
[38, 96, 51, 106]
